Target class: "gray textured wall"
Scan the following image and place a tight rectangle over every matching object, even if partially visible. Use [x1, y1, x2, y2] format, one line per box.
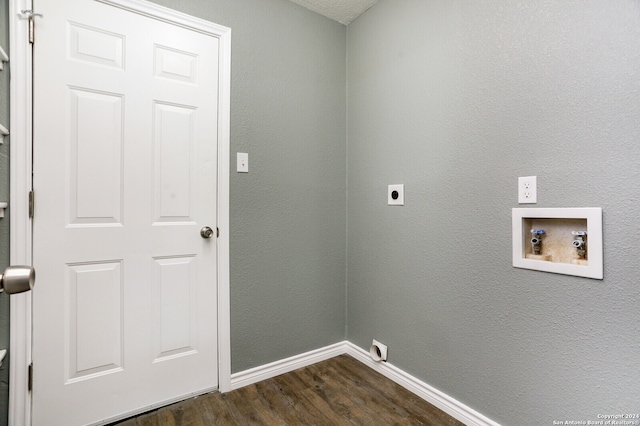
[146, 0, 348, 371]
[0, 0, 10, 423]
[346, 1, 640, 425]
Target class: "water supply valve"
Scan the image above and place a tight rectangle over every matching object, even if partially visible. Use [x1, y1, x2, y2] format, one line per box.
[530, 229, 546, 255]
[571, 231, 587, 259]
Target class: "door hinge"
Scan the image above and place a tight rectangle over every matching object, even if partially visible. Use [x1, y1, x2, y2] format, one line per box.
[217, 227, 219, 238]
[28, 363, 33, 392]
[21, 10, 43, 44]
[29, 191, 34, 218]
[29, 17, 35, 44]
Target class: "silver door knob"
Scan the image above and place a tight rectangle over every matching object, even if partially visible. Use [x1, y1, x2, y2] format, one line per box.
[0, 266, 35, 294]
[200, 226, 214, 239]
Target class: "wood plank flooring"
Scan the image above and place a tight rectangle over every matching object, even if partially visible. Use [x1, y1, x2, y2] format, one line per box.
[113, 354, 465, 425]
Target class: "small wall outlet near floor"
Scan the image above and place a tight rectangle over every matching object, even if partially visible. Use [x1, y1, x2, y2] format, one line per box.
[370, 339, 388, 362]
[518, 176, 537, 204]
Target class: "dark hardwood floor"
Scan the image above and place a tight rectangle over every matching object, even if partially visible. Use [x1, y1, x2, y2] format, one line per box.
[114, 354, 465, 425]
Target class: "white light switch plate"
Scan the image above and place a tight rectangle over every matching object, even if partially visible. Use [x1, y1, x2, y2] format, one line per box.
[237, 152, 248, 173]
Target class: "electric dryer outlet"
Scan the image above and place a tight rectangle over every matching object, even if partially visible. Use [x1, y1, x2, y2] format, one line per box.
[388, 184, 404, 205]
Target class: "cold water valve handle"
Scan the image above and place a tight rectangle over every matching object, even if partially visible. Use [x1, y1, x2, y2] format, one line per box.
[530, 229, 546, 255]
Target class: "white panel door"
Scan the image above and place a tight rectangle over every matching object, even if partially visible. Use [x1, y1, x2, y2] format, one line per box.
[31, 1, 220, 424]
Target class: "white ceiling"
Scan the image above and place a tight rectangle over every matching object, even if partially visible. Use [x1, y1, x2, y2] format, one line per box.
[288, 0, 378, 25]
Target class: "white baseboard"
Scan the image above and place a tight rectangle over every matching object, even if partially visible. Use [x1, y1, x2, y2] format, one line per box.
[229, 340, 499, 426]
[230, 341, 348, 390]
[343, 342, 500, 426]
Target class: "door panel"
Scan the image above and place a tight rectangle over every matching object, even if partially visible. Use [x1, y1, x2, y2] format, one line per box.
[32, 1, 220, 424]
[67, 261, 123, 381]
[152, 255, 197, 360]
[69, 88, 124, 225]
[153, 102, 197, 223]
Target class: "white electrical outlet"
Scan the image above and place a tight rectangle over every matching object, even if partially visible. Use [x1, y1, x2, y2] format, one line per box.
[518, 176, 537, 204]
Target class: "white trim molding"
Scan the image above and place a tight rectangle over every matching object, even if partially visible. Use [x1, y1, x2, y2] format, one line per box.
[230, 342, 347, 391]
[230, 341, 500, 426]
[344, 342, 501, 426]
[9, 1, 34, 425]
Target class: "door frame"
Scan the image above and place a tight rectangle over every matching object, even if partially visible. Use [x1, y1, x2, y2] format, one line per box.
[9, 0, 232, 424]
